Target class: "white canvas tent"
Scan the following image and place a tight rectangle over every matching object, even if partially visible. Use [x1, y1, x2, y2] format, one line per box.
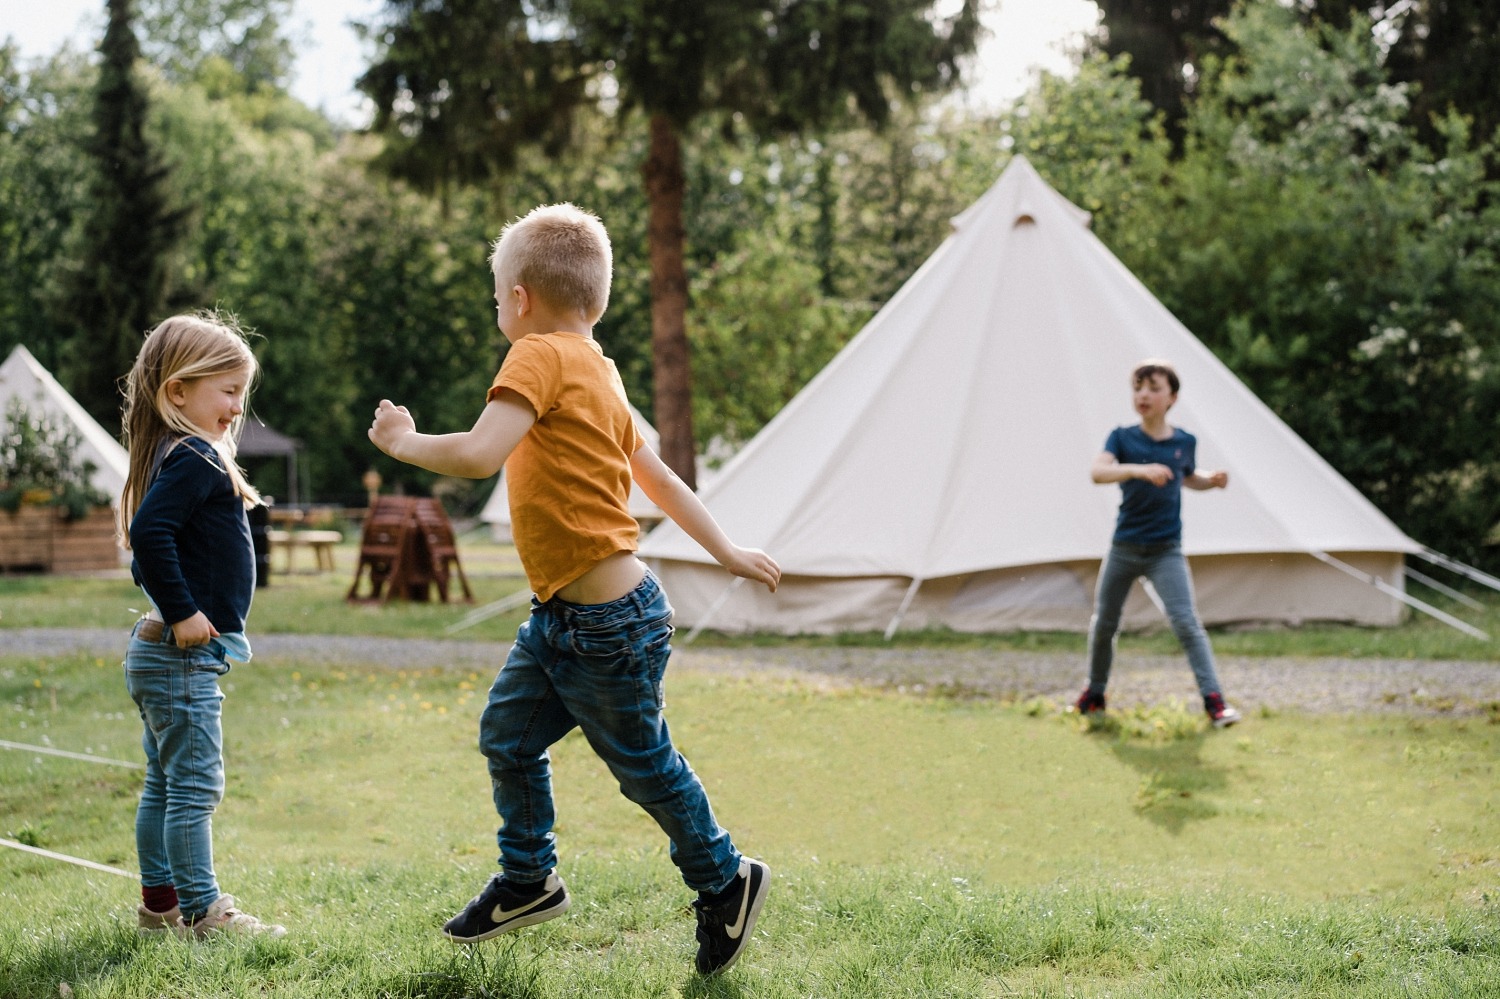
[0, 345, 129, 506]
[481, 401, 664, 541]
[640, 157, 1431, 636]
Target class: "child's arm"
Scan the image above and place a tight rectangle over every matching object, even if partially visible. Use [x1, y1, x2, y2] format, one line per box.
[1184, 470, 1230, 490]
[1091, 451, 1174, 487]
[368, 391, 537, 478]
[630, 445, 780, 593]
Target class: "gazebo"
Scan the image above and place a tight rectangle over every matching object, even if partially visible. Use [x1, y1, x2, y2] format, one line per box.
[238, 419, 302, 505]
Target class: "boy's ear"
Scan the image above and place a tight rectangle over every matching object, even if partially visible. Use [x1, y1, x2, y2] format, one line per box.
[513, 284, 530, 317]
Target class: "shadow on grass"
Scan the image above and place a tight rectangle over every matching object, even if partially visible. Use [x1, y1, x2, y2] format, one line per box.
[369, 939, 545, 999]
[1078, 706, 1229, 835]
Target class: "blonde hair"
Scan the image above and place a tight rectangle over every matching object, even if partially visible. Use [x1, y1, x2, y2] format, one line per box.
[118, 312, 262, 547]
[489, 203, 612, 321]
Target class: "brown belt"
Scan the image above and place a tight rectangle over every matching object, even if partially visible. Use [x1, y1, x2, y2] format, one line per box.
[136, 618, 171, 644]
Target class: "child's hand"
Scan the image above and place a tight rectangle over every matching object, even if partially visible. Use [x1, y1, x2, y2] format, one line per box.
[1205, 470, 1229, 489]
[722, 546, 781, 593]
[1136, 463, 1174, 486]
[369, 399, 416, 459]
[171, 611, 219, 648]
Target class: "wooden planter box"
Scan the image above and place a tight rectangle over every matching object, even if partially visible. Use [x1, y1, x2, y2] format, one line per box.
[0, 505, 121, 572]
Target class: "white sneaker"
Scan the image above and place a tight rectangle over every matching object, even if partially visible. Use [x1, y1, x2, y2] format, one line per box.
[179, 895, 286, 939]
[1205, 693, 1243, 728]
[137, 904, 180, 934]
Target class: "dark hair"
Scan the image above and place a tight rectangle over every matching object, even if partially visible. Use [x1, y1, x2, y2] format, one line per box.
[1132, 359, 1179, 394]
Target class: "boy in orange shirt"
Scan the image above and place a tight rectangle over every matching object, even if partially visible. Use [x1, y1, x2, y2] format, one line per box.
[369, 203, 779, 976]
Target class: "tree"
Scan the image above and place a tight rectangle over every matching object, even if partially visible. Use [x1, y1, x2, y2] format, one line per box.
[1091, 0, 1234, 146]
[357, 0, 981, 487]
[1124, 2, 1500, 566]
[0, 46, 97, 371]
[1381, 0, 1500, 151]
[136, 0, 295, 91]
[53, 0, 187, 431]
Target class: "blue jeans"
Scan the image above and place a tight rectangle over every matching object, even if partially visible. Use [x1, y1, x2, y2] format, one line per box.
[123, 623, 230, 919]
[479, 570, 741, 895]
[1087, 541, 1223, 698]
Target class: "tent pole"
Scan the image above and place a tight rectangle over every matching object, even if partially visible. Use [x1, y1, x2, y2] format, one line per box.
[1403, 567, 1485, 611]
[1311, 551, 1487, 640]
[884, 578, 923, 641]
[1413, 547, 1500, 594]
[682, 575, 747, 645]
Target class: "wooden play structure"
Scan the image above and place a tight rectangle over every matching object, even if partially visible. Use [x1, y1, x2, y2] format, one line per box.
[347, 496, 473, 603]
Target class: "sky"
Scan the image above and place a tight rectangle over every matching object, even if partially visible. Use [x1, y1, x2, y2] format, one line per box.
[3, 0, 1102, 125]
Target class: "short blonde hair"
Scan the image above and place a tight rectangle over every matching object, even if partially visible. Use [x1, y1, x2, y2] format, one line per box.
[490, 203, 612, 321]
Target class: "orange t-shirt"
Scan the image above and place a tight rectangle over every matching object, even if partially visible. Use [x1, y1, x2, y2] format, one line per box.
[489, 331, 644, 601]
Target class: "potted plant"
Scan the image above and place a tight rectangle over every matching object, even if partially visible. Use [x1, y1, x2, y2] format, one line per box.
[0, 398, 117, 571]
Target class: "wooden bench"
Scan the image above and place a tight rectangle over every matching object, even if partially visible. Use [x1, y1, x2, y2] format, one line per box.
[268, 529, 342, 574]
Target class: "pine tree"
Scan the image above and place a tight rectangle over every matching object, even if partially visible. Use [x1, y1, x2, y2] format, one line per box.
[59, 0, 186, 431]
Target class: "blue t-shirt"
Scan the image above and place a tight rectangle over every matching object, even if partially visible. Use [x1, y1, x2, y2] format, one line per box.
[1104, 425, 1197, 545]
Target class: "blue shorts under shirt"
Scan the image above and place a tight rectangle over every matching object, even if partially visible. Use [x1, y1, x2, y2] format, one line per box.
[1104, 425, 1197, 546]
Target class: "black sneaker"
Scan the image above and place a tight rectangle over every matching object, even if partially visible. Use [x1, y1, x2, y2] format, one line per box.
[1075, 689, 1106, 715]
[1204, 693, 1243, 728]
[693, 858, 771, 976]
[442, 872, 570, 943]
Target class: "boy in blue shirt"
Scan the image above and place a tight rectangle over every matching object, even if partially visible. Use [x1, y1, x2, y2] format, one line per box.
[1076, 360, 1242, 728]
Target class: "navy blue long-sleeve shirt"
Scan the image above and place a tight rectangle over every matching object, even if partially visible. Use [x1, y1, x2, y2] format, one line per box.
[129, 436, 255, 633]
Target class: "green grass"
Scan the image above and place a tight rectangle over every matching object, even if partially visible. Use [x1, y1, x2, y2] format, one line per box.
[3, 540, 1498, 659]
[4, 649, 1499, 996]
[0, 539, 536, 643]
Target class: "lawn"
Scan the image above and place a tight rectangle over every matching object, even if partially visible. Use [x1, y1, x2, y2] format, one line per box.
[3, 631, 1498, 996]
[3, 535, 1500, 661]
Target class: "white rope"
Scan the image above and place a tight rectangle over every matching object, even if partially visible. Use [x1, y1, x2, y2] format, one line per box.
[683, 576, 747, 645]
[0, 739, 144, 769]
[883, 577, 923, 640]
[1414, 547, 1500, 594]
[1403, 567, 1485, 611]
[0, 838, 136, 878]
[1311, 551, 1488, 640]
[444, 588, 533, 634]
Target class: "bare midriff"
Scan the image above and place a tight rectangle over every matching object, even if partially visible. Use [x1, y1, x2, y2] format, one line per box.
[553, 550, 646, 606]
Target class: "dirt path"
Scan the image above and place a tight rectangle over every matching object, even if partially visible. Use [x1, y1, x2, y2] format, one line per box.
[8, 628, 1498, 716]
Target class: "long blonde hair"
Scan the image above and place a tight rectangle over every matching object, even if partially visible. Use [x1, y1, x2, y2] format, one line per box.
[118, 312, 263, 548]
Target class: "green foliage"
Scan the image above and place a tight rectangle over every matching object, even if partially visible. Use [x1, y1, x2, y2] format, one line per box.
[1092, 0, 1233, 144]
[1118, 2, 1500, 567]
[51, 0, 188, 433]
[2, 650, 1499, 996]
[0, 47, 96, 374]
[135, 0, 295, 91]
[0, 398, 109, 518]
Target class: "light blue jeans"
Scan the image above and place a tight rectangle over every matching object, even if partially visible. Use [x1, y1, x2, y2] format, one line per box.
[124, 623, 229, 920]
[479, 570, 741, 895]
[1087, 540, 1224, 698]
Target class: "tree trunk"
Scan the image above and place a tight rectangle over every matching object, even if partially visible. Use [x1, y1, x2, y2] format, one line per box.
[642, 112, 697, 490]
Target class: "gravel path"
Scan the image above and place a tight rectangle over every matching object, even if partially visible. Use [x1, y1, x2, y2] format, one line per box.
[9, 627, 1499, 716]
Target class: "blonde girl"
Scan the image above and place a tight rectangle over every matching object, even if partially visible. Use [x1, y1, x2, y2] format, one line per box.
[120, 313, 283, 938]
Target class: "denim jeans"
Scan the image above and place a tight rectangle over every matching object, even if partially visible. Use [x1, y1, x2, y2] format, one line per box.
[1087, 540, 1223, 697]
[123, 622, 230, 920]
[479, 570, 740, 895]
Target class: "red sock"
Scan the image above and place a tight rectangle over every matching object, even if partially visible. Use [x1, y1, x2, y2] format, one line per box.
[142, 884, 179, 913]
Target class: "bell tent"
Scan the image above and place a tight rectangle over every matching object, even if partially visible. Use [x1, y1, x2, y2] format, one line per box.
[640, 157, 1445, 637]
[0, 345, 129, 505]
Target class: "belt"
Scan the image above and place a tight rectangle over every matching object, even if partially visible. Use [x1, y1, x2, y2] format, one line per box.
[136, 618, 172, 644]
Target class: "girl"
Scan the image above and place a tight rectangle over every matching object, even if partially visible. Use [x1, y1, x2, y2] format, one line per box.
[119, 313, 284, 938]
